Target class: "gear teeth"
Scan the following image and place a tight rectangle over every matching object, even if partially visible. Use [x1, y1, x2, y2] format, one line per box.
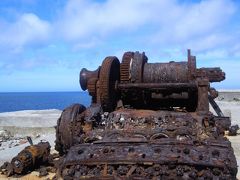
[87, 78, 98, 103]
[120, 52, 134, 82]
[99, 56, 120, 112]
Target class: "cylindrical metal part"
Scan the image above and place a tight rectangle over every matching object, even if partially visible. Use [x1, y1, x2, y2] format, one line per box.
[130, 52, 147, 83]
[143, 62, 189, 83]
[11, 142, 50, 174]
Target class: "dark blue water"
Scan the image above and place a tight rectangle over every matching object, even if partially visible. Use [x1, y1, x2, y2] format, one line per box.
[0, 92, 91, 113]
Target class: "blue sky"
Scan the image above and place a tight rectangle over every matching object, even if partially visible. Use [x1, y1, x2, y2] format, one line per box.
[0, 0, 240, 92]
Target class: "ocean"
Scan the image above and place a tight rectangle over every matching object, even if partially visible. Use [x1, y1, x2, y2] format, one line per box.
[0, 92, 91, 113]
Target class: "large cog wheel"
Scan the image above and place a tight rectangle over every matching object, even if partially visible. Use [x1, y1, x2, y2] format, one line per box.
[99, 56, 120, 112]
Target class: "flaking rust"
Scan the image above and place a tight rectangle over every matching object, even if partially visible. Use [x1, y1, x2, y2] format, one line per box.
[0, 139, 50, 176]
[56, 50, 238, 179]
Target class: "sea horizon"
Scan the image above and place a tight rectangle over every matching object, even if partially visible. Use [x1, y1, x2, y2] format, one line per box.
[1, 89, 240, 93]
[0, 90, 82, 93]
[0, 90, 240, 113]
[0, 91, 91, 113]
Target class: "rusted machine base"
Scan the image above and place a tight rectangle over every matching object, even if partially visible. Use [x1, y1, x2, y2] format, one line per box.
[59, 141, 236, 179]
[56, 107, 237, 179]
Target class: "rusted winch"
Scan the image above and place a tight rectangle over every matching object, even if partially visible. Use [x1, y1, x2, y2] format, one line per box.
[55, 50, 237, 179]
[80, 50, 225, 112]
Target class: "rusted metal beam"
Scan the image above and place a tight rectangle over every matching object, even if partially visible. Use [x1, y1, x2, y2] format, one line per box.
[117, 82, 197, 90]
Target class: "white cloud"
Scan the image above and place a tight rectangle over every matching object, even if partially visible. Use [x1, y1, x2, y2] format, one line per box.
[0, 0, 238, 53]
[0, 0, 239, 67]
[183, 33, 233, 51]
[145, 0, 236, 50]
[54, 1, 165, 55]
[72, 37, 99, 51]
[0, 13, 51, 53]
[57, 0, 236, 48]
[56, 0, 181, 41]
[173, 0, 235, 40]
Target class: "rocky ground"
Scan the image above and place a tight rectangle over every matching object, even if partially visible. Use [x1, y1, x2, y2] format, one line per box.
[0, 92, 239, 179]
[0, 110, 61, 162]
[0, 109, 61, 180]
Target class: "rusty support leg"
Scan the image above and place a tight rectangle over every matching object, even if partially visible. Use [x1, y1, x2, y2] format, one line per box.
[197, 78, 209, 114]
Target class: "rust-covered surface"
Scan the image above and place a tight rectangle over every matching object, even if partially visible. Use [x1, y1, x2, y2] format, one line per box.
[55, 50, 238, 179]
[0, 141, 50, 176]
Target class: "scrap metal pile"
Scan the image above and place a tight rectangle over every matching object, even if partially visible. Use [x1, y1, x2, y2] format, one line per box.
[55, 50, 237, 179]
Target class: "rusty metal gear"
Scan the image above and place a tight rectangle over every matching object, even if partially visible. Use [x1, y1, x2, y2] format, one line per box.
[87, 78, 98, 103]
[120, 52, 134, 82]
[99, 56, 120, 112]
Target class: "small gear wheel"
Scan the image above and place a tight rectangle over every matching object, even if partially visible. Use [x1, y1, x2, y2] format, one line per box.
[120, 52, 134, 82]
[99, 56, 120, 112]
[87, 78, 98, 103]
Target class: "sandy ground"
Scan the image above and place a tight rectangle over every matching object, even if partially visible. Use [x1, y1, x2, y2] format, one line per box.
[0, 110, 61, 179]
[0, 93, 239, 179]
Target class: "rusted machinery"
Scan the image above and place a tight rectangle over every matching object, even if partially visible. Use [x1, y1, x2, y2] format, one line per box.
[80, 50, 224, 112]
[56, 50, 237, 179]
[11, 141, 50, 174]
[0, 140, 50, 176]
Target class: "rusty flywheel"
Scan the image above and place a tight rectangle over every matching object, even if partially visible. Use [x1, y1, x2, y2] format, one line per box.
[55, 104, 86, 155]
